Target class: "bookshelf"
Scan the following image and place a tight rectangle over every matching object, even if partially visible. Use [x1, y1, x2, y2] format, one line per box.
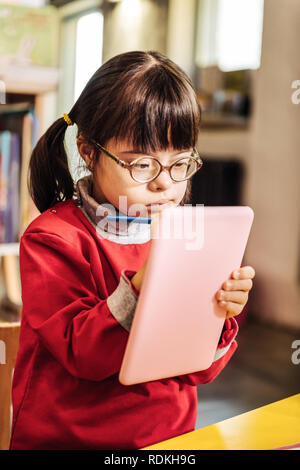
[0, 2, 61, 448]
[0, 72, 59, 321]
[0, 244, 19, 257]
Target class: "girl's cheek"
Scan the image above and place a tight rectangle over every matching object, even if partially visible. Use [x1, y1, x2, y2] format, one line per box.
[176, 182, 188, 202]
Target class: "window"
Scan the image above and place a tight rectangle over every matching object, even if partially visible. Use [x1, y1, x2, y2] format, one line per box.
[74, 11, 103, 100]
[216, 0, 264, 71]
[57, 4, 104, 179]
[196, 0, 264, 71]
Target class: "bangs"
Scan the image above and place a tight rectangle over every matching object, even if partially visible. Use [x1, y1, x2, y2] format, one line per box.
[95, 64, 201, 154]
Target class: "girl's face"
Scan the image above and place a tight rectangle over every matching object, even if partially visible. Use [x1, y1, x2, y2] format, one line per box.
[78, 136, 189, 217]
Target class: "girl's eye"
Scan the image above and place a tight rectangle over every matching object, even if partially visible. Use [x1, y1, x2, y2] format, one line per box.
[174, 162, 186, 168]
[135, 163, 150, 169]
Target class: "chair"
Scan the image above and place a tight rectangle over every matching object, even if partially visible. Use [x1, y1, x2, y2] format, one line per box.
[0, 322, 21, 450]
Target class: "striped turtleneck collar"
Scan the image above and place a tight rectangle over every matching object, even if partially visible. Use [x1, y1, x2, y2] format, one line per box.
[73, 174, 151, 245]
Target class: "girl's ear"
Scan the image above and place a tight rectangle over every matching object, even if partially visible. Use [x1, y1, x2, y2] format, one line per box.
[77, 134, 95, 172]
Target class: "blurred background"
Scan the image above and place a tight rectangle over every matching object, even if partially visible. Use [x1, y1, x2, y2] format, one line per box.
[0, 0, 299, 441]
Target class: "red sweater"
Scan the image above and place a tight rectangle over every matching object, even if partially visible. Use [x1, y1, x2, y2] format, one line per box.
[10, 199, 238, 450]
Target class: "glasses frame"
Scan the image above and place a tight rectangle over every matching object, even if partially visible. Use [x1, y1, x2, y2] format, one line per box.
[90, 139, 203, 183]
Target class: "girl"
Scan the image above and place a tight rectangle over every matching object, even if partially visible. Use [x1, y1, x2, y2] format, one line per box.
[10, 50, 255, 450]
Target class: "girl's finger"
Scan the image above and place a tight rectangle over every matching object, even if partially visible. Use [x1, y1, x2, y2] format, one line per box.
[232, 266, 255, 280]
[150, 213, 161, 239]
[218, 301, 244, 318]
[226, 308, 243, 319]
[222, 278, 253, 292]
[216, 290, 248, 305]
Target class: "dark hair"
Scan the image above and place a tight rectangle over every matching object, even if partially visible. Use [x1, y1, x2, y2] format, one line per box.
[29, 50, 201, 213]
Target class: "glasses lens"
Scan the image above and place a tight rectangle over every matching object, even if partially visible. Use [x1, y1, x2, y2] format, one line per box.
[171, 157, 199, 181]
[131, 158, 160, 182]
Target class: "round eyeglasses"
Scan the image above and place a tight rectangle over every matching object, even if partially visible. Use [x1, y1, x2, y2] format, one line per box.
[90, 139, 203, 183]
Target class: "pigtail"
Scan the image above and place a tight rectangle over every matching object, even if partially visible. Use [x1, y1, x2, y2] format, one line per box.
[28, 117, 75, 213]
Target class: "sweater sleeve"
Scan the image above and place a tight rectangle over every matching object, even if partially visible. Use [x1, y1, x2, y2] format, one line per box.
[106, 269, 138, 332]
[175, 317, 239, 386]
[19, 231, 134, 382]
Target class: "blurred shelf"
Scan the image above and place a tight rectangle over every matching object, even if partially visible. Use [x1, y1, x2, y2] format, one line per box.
[1, 64, 60, 94]
[0, 244, 20, 257]
[0, 102, 33, 116]
[200, 111, 249, 130]
[0, 308, 21, 324]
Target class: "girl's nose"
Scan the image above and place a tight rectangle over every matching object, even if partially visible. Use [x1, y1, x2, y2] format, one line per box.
[148, 168, 173, 191]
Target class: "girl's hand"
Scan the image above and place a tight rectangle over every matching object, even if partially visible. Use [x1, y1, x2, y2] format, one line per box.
[130, 212, 161, 293]
[216, 266, 255, 319]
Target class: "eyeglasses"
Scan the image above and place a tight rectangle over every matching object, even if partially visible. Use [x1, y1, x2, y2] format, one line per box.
[90, 139, 203, 183]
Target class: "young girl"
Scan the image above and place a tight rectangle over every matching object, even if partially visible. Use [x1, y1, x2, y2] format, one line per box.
[10, 50, 255, 450]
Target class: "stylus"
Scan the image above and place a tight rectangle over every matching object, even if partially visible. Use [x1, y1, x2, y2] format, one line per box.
[106, 215, 152, 224]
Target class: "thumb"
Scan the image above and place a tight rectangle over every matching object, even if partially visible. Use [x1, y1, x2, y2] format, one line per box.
[150, 212, 161, 240]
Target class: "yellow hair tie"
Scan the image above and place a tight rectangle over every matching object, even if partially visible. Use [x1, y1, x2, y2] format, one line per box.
[63, 113, 73, 126]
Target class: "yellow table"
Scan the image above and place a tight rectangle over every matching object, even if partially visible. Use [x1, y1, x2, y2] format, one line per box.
[142, 393, 300, 450]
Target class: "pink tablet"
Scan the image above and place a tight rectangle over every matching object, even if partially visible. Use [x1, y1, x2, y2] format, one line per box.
[119, 205, 254, 386]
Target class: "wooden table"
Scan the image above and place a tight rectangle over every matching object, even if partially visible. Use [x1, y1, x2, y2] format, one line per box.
[0, 322, 20, 450]
[142, 394, 300, 450]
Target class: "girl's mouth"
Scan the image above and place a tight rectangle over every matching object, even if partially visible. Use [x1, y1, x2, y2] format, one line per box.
[146, 201, 174, 213]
